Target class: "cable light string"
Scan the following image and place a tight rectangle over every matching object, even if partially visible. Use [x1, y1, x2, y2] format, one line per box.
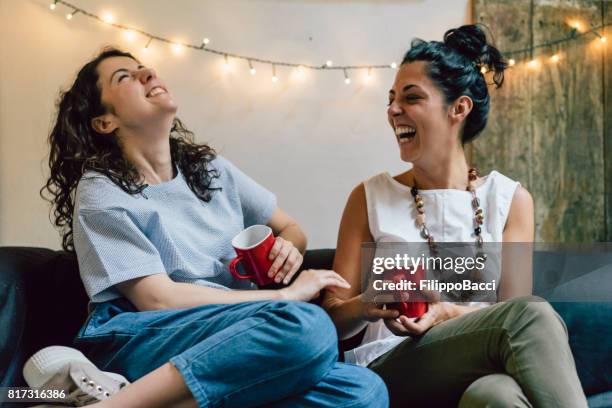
[50, 0, 609, 83]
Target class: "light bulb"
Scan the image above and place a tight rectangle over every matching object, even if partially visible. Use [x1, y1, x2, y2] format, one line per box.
[49, 2, 56, 10]
[390, 62, 398, 69]
[325, 60, 333, 67]
[202, 38, 210, 45]
[66, 13, 73, 20]
[480, 66, 487, 74]
[172, 43, 183, 54]
[508, 59, 516, 66]
[344, 78, 351, 85]
[292, 66, 305, 81]
[551, 54, 560, 63]
[250, 68, 256, 75]
[124, 30, 136, 42]
[102, 12, 114, 24]
[601, 36, 607, 43]
[272, 75, 278, 83]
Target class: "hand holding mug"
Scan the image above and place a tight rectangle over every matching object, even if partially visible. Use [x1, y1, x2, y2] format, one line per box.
[385, 266, 428, 318]
[362, 301, 400, 322]
[383, 288, 443, 336]
[384, 300, 451, 337]
[267, 236, 303, 285]
[229, 225, 277, 287]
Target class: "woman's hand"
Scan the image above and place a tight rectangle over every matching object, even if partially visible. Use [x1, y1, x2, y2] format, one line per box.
[362, 301, 400, 322]
[267, 237, 303, 285]
[383, 302, 457, 336]
[280, 269, 350, 302]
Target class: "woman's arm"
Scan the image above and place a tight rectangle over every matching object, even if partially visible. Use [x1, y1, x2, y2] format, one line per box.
[322, 184, 398, 340]
[266, 207, 307, 284]
[267, 207, 307, 253]
[117, 269, 350, 312]
[499, 186, 534, 299]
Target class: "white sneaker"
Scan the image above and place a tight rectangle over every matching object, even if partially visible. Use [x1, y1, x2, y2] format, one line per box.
[23, 346, 129, 406]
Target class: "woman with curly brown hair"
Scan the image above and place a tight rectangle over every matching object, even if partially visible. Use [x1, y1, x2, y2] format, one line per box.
[40, 47, 388, 408]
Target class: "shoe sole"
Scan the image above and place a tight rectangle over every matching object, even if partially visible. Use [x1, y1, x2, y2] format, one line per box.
[23, 346, 128, 388]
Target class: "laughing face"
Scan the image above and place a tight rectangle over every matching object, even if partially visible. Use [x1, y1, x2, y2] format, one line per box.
[387, 61, 456, 164]
[93, 56, 177, 133]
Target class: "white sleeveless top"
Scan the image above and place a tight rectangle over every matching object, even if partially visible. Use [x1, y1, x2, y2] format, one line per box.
[344, 170, 520, 367]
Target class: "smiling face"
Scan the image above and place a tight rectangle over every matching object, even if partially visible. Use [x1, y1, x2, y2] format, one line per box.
[93, 56, 177, 134]
[387, 61, 458, 164]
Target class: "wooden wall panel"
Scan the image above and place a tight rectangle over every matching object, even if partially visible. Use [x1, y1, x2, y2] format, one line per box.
[532, 0, 604, 242]
[473, 0, 608, 242]
[605, 1, 612, 241]
[471, 0, 533, 192]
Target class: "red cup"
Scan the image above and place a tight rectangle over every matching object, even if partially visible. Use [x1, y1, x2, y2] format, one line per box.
[229, 225, 276, 287]
[386, 266, 428, 318]
[389, 300, 428, 318]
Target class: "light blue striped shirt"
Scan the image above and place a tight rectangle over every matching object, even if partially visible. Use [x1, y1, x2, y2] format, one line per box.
[73, 155, 277, 304]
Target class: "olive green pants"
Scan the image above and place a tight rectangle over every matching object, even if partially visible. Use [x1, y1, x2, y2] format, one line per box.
[368, 297, 587, 408]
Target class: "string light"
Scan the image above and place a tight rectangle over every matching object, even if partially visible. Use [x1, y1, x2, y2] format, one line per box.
[172, 43, 183, 55]
[272, 64, 278, 83]
[248, 60, 256, 75]
[527, 59, 538, 69]
[589, 24, 607, 44]
[65, 9, 78, 20]
[343, 69, 351, 85]
[223, 54, 230, 71]
[293, 65, 305, 81]
[48, 1, 612, 83]
[102, 12, 114, 24]
[143, 37, 153, 52]
[550, 54, 560, 63]
[365, 67, 373, 82]
[123, 29, 136, 42]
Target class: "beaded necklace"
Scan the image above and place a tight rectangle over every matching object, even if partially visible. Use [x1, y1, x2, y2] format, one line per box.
[409, 167, 485, 254]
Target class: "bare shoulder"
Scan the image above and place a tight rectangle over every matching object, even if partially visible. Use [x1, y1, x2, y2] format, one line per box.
[339, 182, 373, 241]
[504, 186, 534, 241]
[509, 186, 534, 214]
[344, 183, 367, 216]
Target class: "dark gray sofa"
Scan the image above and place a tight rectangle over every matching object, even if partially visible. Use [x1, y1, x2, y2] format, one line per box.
[0, 247, 610, 407]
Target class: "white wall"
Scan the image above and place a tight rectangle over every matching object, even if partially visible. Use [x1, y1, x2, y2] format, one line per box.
[0, 0, 469, 250]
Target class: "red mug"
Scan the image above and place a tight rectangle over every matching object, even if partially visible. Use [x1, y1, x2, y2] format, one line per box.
[386, 266, 428, 318]
[229, 225, 276, 287]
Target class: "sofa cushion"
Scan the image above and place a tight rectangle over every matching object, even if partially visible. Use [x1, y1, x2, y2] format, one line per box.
[0, 247, 88, 387]
[552, 302, 612, 396]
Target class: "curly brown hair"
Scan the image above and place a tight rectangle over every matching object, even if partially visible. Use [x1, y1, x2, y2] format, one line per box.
[41, 47, 220, 252]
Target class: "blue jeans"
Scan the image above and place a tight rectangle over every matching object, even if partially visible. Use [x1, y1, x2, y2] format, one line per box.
[74, 298, 388, 408]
